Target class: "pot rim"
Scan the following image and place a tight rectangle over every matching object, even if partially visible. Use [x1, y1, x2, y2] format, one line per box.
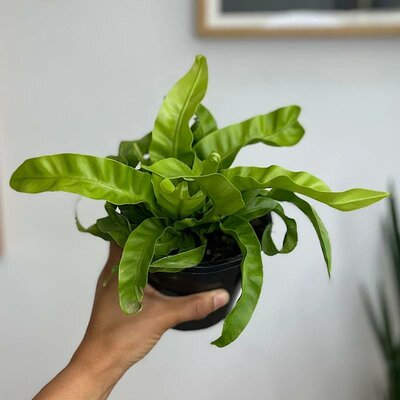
[177, 253, 242, 274]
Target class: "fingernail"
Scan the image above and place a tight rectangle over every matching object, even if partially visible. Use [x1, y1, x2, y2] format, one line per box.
[213, 290, 230, 310]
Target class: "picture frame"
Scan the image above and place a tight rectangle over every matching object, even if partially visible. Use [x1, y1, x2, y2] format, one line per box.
[197, 0, 400, 37]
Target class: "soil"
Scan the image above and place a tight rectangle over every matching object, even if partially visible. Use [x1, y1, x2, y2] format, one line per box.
[202, 214, 272, 263]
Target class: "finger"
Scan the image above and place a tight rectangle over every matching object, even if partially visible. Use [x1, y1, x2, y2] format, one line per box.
[165, 289, 230, 327]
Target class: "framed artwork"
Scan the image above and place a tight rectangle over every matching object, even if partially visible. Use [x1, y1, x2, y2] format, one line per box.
[197, 0, 400, 36]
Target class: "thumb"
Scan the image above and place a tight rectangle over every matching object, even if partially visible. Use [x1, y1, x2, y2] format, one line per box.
[167, 289, 230, 327]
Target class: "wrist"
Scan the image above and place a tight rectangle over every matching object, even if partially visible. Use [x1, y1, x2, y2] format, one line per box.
[69, 336, 130, 394]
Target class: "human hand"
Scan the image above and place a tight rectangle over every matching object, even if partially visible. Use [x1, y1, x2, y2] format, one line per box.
[34, 242, 230, 400]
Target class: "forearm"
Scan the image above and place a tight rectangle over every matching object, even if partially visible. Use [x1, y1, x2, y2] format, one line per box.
[33, 339, 128, 400]
[32, 242, 229, 399]
[33, 364, 107, 400]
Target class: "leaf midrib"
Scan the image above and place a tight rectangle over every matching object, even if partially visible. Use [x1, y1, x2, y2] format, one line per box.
[230, 173, 387, 207]
[12, 175, 134, 199]
[171, 62, 204, 158]
[199, 116, 299, 164]
[122, 223, 165, 305]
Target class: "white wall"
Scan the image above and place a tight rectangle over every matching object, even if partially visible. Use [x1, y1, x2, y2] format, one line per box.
[0, 1, 399, 399]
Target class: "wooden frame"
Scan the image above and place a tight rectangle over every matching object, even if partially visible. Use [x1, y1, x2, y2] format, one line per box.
[198, 0, 400, 37]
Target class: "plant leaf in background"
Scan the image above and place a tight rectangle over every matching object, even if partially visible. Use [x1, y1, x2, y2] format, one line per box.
[362, 191, 400, 399]
[388, 191, 400, 312]
[213, 215, 263, 347]
[194, 106, 304, 169]
[119, 203, 153, 226]
[172, 211, 217, 230]
[237, 196, 297, 255]
[151, 175, 206, 220]
[10, 153, 156, 207]
[192, 103, 218, 143]
[96, 203, 132, 248]
[200, 152, 221, 175]
[75, 216, 112, 242]
[150, 245, 206, 273]
[150, 55, 208, 166]
[194, 174, 245, 217]
[261, 213, 297, 256]
[144, 158, 195, 178]
[268, 189, 332, 275]
[118, 132, 152, 167]
[119, 218, 165, 314]
[223, 165, 389, 211]
[153, 227, 182, 259]
[144, 158, 245, 217]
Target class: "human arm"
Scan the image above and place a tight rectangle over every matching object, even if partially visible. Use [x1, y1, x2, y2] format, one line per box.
[33, 242, 230, 400]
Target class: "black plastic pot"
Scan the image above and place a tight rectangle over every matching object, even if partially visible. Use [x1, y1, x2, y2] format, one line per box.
[148, 254, 242, 330]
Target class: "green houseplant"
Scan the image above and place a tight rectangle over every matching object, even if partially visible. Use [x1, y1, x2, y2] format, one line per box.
[10, 55, 388, 347]
[363, 191, 400, 399]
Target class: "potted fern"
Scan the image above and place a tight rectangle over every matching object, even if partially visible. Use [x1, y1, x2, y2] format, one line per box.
[10, 55, 388, 347]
